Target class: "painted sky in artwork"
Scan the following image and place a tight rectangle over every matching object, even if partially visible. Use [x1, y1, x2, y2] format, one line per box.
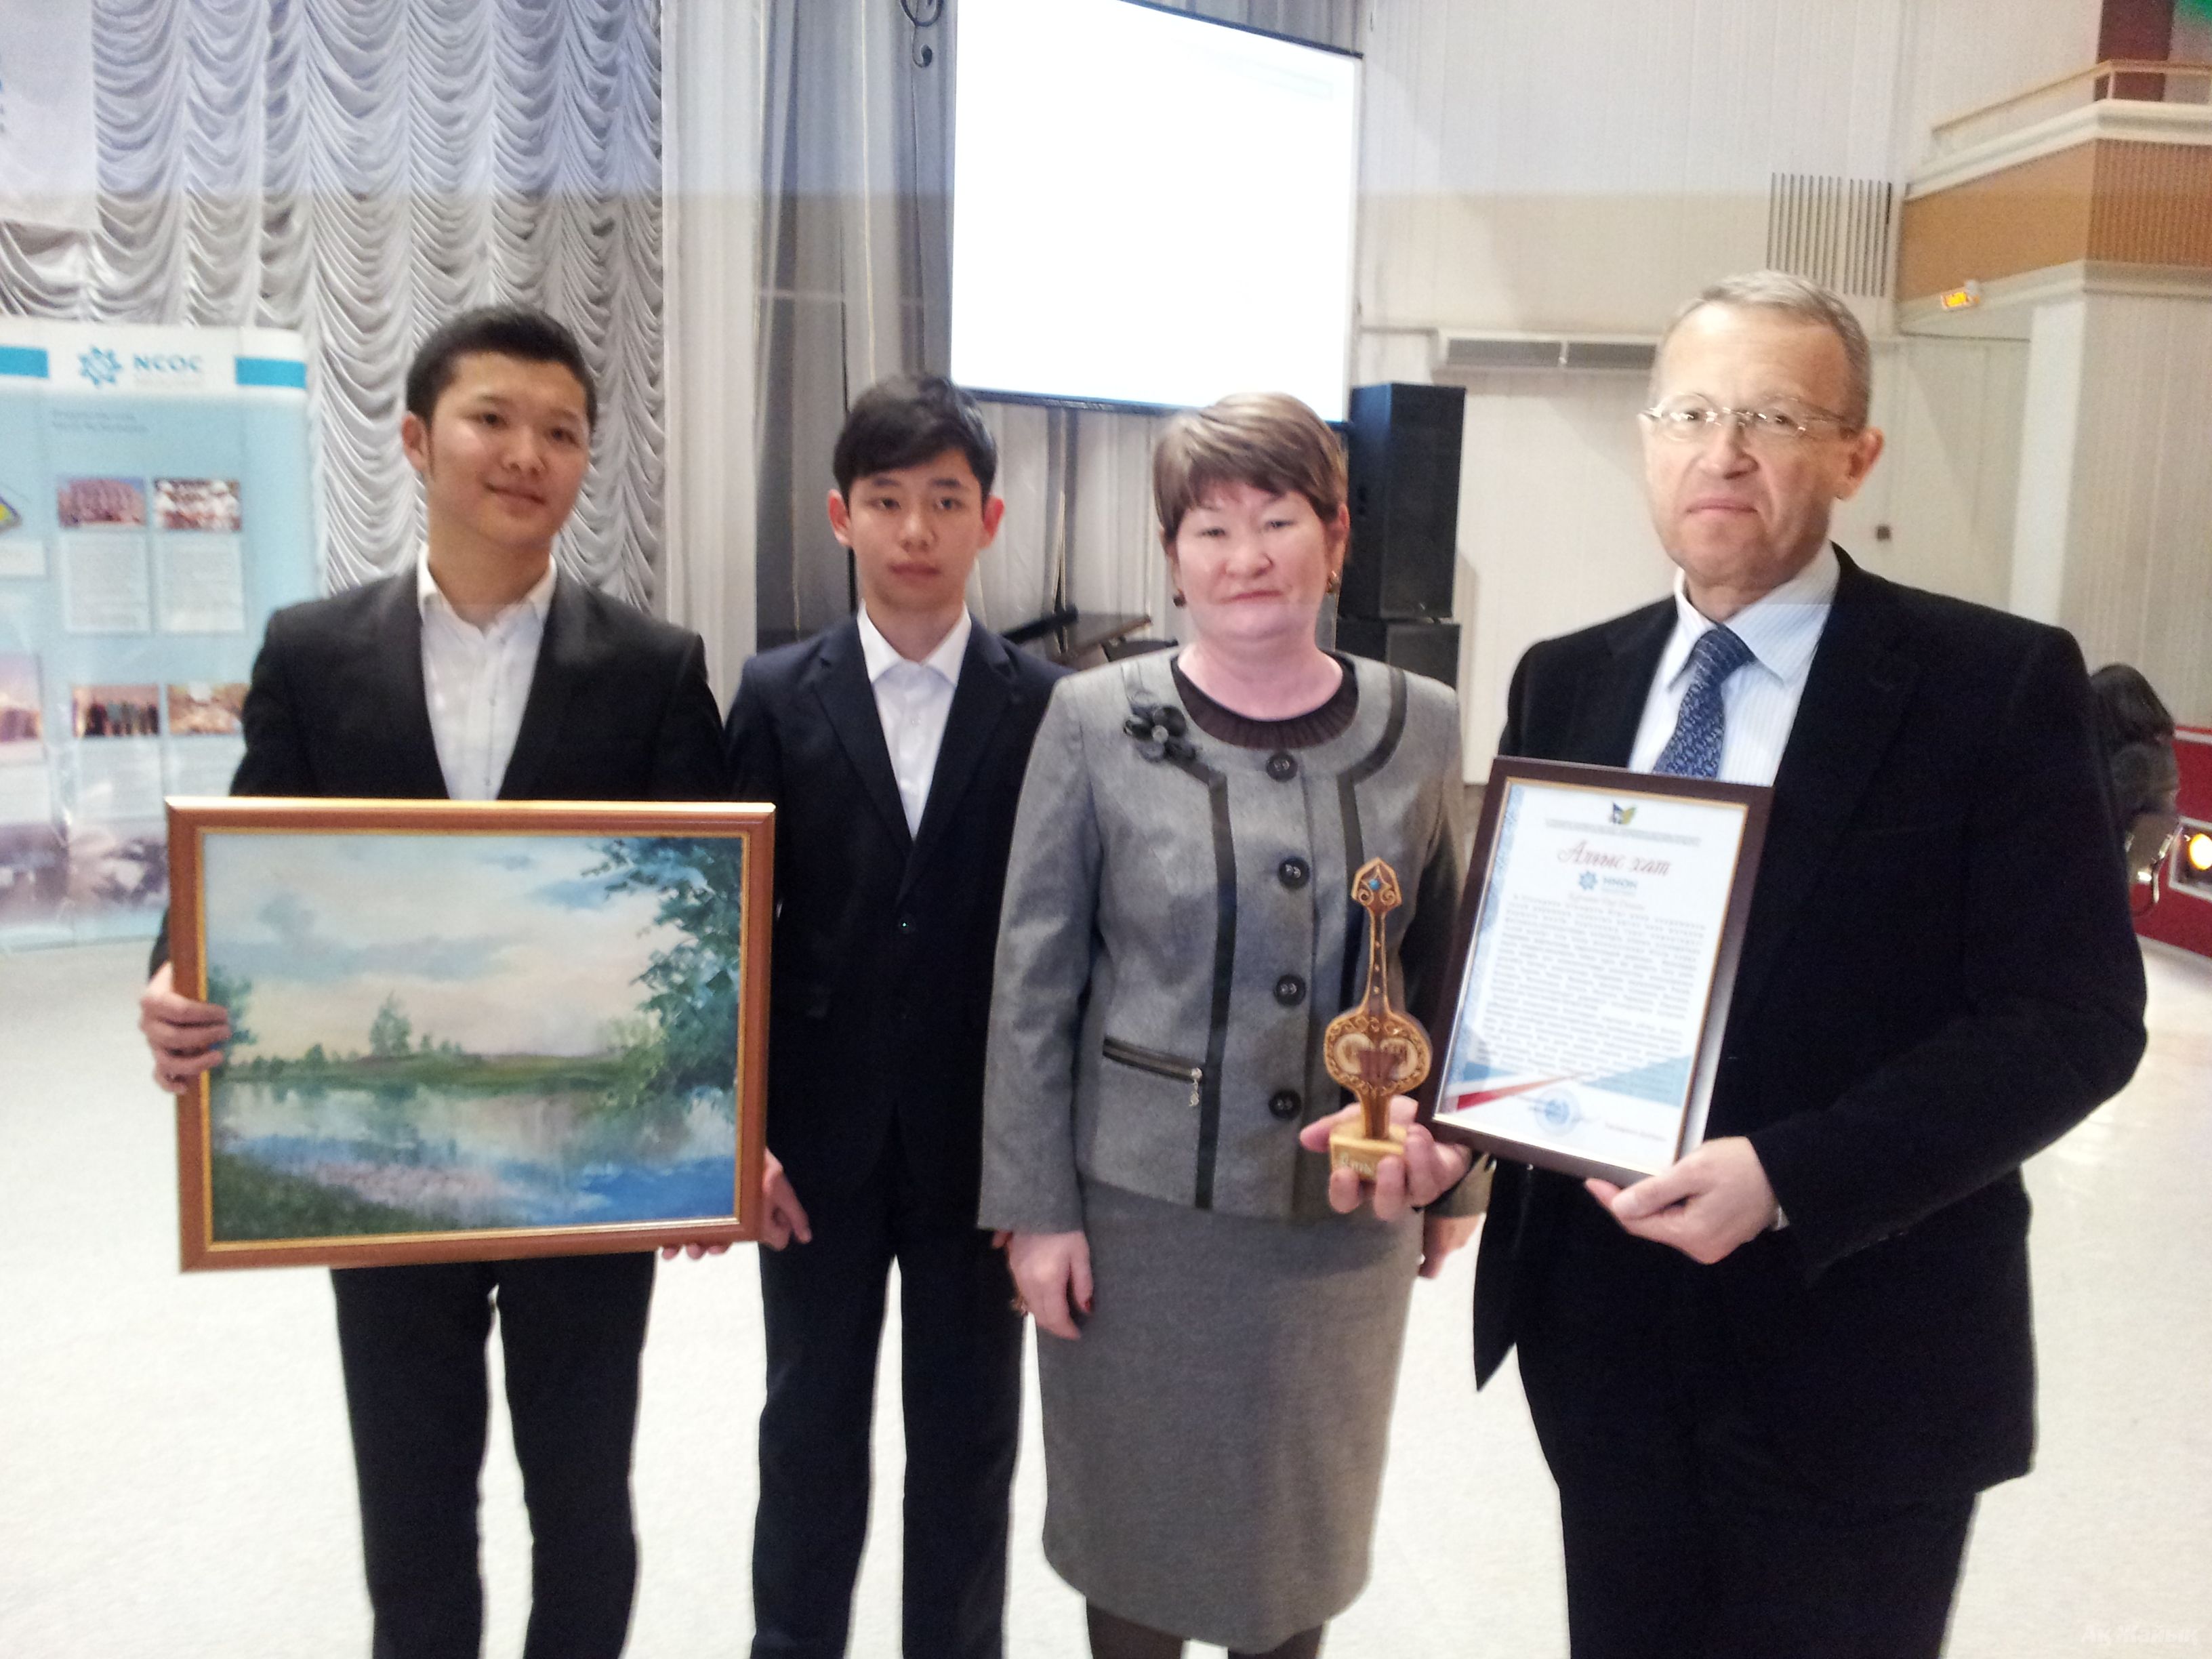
[202, 832, 694, 1059]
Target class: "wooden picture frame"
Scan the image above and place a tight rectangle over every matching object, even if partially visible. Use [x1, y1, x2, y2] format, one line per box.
[165, 797, 772, 1269]
[1414, 758, 1771, 1187]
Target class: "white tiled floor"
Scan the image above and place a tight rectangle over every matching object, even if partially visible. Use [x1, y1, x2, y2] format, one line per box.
[1, 939, 2207, 1658]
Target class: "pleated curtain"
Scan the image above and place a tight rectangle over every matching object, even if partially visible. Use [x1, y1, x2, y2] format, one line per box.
[0, 0, 666, 606]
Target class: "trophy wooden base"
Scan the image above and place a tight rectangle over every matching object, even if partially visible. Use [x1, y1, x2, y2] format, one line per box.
[1329, 1122, 1408, 1181]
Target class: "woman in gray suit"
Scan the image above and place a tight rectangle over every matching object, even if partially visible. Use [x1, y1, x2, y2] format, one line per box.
[981, 393, 1481, 1659]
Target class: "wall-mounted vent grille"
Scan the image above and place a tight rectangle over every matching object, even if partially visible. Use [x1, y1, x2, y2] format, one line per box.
[1767, 174, 1895, 298]
[1440, 337, 1656, 373]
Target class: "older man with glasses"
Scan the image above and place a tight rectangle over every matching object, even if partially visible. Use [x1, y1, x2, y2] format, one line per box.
[1330, 272, 2146, 1658]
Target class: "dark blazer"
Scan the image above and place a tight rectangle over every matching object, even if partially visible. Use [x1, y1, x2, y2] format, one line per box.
[152, 569, 725, 969]
[725, 616, 1067, 1221]
[228, 569, 724, 802]
[1472, 550, 2146, 1502]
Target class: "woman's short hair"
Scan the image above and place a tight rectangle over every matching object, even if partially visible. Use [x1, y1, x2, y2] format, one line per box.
[1152, 392, 1347, 546]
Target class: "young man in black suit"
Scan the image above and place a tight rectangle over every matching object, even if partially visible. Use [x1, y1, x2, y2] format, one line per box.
[726, 375, 1067, 1659]
[1312, 273, 2146, 1659]
[137, 306, 726, 1659]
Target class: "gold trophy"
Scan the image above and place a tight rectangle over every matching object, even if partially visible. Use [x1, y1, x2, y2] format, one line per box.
[1324, 857, 1433, 1179]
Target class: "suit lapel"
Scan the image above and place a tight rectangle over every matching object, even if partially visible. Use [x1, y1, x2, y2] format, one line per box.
[367, 572, 450, 799]
[1571, 601, 1674, 764]
[810, 618, 913, 851]
[902, 626, 1014, 897]
[1727, 552, 1919, 1019]
[499, 574, 582, 801]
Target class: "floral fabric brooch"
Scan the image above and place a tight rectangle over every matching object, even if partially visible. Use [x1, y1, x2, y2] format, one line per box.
[1123, 701, 1196, 764]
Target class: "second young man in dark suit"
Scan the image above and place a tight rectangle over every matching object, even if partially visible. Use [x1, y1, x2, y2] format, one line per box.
[727, 376, 1067, 1659]
[137, 307, 726, 1659]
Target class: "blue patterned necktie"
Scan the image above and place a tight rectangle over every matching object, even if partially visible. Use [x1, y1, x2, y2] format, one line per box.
[1653, 625, 1755, 779]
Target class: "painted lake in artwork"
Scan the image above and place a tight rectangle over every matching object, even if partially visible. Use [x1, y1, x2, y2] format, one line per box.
[208, 1078, 737, 1239]
[198, 830, 746, 1242]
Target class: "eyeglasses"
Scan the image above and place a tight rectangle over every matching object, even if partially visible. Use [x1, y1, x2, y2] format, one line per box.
[1639, 402, 1858, 445]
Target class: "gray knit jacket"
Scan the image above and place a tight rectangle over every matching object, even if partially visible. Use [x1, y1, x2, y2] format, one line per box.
[979, 651, 1468, 1229]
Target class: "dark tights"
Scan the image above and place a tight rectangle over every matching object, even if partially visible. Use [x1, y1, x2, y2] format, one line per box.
[1086, 1601, 1324, 1659]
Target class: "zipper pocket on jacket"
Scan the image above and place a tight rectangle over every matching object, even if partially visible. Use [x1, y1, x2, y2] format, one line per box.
[1101, 1036, 1206, 1112]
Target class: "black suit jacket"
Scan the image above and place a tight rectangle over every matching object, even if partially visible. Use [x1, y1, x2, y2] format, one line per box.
[1472, 551, 2146, 1502]
[725, 617, 1067, 1222]
[154, 568, 725, 967]
[230, 569, 724, 801]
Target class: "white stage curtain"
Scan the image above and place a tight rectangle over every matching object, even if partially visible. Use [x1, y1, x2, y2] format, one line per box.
[752, 0, 1361, 651]
[0, 0, 665, 607]
[662, 0, 766, 697]
[752, 0, 945, 647]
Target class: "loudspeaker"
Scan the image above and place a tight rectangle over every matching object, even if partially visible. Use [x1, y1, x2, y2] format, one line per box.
[1335, 615, 1461, 689]
[1343, 382, 1464, 620]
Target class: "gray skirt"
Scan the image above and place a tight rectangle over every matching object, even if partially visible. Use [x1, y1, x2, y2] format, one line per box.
[1037, 1180, 1422, 1652]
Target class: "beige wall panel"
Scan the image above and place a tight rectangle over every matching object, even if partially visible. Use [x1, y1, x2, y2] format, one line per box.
[1898, 143, 2096, 298]
[2087, 141, 2212, 268]
[2056, 295, 2212, 723]
[1363, 193, 1768, 335]
[1837, 338, 2028, 608]
[1891, 0, 2102, 162]
[1359, 0, 1909, 335]
[1452, 374, 1669, 775]
[2010, 298, 2089, 625]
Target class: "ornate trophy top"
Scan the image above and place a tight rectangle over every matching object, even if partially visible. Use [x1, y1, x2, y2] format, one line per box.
[1324, 857, 1433, 1163]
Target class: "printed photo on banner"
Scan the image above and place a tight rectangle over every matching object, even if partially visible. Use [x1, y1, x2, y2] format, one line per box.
[56, 475, 146, 529]
[0, 823, 67, 930]
[166, 682, 247, 737]
[66, 817, 166, 913]
[0, 655, 43, 750]
[155, 477, 243, 533]
[72, 682, 160, 739]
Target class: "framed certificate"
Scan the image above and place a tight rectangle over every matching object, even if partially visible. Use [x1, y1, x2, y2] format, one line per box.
[1416, 759, 1771, 1186]
[165, 797, 773, 1269]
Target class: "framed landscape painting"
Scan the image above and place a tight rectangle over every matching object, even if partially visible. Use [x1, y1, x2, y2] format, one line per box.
[165, 798, 772, 1269]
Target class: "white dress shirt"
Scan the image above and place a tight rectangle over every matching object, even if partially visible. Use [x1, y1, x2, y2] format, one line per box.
[1626, 545, 1839, 788]
[857, 603, 970, 836]
[416, 546, 557, 802]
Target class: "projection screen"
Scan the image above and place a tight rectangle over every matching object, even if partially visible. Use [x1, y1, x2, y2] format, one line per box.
[950, 0, 1360, 419]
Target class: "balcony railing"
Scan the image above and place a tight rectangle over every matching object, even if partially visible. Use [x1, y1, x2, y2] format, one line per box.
[1931, 60, 2212, 155]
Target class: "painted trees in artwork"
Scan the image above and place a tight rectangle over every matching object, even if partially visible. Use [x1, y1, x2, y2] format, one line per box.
[367, 994, 414, 1059]
[587, 836, 746, 1109]
[204, 965, 257, 1052]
